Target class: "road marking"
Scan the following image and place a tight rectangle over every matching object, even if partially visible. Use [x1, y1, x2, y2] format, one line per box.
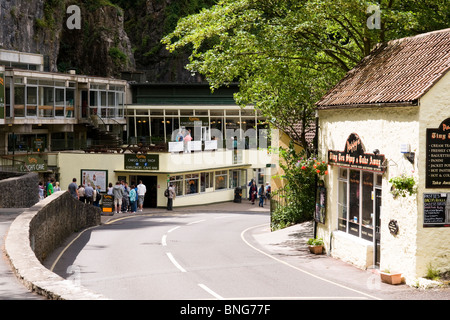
[168, 226, 180, 233]
[198, 284, 224, 300]
[166, 252, 186, 273]
[240, 224, 381, 301]
[161, 234, 167, 246]
[187, 219, 206, 225]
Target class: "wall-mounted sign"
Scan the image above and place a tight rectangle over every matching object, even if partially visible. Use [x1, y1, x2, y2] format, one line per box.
[388, 219, 399, 235]
[426, 118, 450, 188]
[328, 133, 386, 173]
[81, 169, 108, 192]
[17, 156, 47, 172]
[423, 193, 450, 227]
[124, 154, 159, 170]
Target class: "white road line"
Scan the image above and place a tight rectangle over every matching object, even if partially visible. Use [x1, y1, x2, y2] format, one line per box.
[166, 252, 187, 273]
[198, 284, 224, 300]
[187, 219, 206, 225]
[168, 226, 180, 233]
[240, 224, 382, 301]
[161, 234, 167, 246]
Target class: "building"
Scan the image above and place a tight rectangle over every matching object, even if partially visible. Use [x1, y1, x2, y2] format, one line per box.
[0, 49, 273, 208]
[315, 29, 450, 281]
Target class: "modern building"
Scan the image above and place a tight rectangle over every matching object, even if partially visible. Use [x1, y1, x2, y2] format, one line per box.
[0, 49, 273, 208]
[315, 29, 450, 282]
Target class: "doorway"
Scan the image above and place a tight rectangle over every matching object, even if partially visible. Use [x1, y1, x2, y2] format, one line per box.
[374, 188, 382, 267]
[131, 175, 157, 208]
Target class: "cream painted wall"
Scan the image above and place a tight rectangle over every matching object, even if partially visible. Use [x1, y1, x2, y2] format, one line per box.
[416, 70, 450, 278]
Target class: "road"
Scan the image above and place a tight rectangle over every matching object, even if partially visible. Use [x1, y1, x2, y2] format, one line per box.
[48, 210, 380, 300]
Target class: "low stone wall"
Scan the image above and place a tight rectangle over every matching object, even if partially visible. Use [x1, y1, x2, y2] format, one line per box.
[5, 191, 106, 300]
[0, 172, 39, 208]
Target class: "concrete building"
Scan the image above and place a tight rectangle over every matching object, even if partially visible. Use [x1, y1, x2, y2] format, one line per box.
[315, 29, 450, 282]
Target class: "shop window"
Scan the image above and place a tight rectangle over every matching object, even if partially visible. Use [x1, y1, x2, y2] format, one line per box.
[185, 174, 199, 195]
[200, 172, 213, 192]
[169, 175, 184, 196]
[215, 170, 228, 190]
[337, 168, 382, 241]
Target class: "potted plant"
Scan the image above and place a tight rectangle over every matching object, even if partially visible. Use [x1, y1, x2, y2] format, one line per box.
[307, 237, 324, 254]
[380, 269, 403, 285]
[389, 174, 417, 198]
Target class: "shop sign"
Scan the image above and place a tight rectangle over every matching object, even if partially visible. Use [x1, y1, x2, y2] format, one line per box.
[328, 133, 386, 173]
[17, 156, 47, 172]
[423, 193, 450, 227]
[426, 118, 450, 188]
[180, 116, 209, 127]
[124, 154, 159, 170]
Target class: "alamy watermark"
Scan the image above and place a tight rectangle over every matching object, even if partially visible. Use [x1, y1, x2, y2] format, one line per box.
[367, 4, 381, 30]
[66, 5, 81, 30]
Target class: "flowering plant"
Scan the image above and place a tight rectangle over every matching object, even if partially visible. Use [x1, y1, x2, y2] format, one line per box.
[296, 157, 328, 177]
[389, 173, 416, 198]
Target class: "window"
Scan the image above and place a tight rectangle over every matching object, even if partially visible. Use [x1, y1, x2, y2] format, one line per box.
[185, 174, 199, 195]
[201, 172, 213, 192]
[215, 170, 228, 190]
[169, 175, 183, 197]
[337, 168, 382, 241]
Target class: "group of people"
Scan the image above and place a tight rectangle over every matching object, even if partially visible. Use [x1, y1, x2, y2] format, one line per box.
[38, 177, 61, 200]
[107, 180, 147, 214]
[67, 178, 102, 206]
[248, 180, 271, 207]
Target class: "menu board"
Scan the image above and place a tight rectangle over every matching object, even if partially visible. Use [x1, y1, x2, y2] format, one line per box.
[423, 193, 450, 227]
[426, 118, 450, 188]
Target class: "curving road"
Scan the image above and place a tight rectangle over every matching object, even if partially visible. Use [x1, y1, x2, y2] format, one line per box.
[48, 211, 378, 300]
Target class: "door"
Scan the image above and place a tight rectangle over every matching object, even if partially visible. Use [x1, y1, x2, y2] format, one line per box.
[374, 188, 382, 266]
[137, 175, 157, 208]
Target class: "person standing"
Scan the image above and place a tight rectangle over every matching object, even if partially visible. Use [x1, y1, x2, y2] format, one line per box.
[38, 182, 45, 200]
[258, 184, 265, 207]
[93, 185, 101, 207]
[84, 182, 94, 205]
[54, 181, 61, 192]
[129, 184, 137, 213]
[137, 180, 146, 212]
[250, 180, 257, 205]
[167, 183, 176, 210]
[78, 184, 85, 203]
[121, 181, 130, 213]
[68, 178, 79, 199]
[113, 181, 124, 214]
[47, 178, 55, 197]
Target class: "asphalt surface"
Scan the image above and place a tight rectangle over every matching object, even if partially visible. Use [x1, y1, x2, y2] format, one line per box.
[1, 201, 449, 300]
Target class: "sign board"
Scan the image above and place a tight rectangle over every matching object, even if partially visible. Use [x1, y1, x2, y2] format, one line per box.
[328, 133, 386, 173]
[180, 116, 208, 127]
[0, 71, 5, 124]
[169, 141, 184, 152]
[204, 140, 218, 151]
[124, 154, 159, 170]
[81, 169, 108, 192]
[423, 193, 450, 227]
[102, 194, 114, 214]
[17, 155, 47, 172]
[426, 118, 450, 188]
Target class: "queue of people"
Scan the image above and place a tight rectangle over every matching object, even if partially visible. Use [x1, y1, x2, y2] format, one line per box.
[248, 179, 271, 207]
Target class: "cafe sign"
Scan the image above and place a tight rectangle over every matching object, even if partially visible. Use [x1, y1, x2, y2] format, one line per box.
[426, 118, 450, 188]
[328, 133, 386, 173]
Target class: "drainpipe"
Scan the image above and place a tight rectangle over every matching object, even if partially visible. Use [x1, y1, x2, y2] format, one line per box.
[313, 109, 319, 239]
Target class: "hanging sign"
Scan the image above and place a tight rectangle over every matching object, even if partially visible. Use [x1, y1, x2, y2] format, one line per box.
[426, 118, 450, 188]
[328, 133, 386, 172]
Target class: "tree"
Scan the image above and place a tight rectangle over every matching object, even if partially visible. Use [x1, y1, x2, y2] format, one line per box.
[162, 0, 448, 152]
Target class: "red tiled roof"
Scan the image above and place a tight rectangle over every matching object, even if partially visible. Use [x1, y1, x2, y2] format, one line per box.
[316, 28, 450, 108]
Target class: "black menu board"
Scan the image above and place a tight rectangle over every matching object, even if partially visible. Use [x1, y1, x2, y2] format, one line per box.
[423, 193, 449, 227]
[426, 118, 450, 188]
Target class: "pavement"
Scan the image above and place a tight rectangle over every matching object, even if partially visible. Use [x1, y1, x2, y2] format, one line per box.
[1, 200, 449, 300]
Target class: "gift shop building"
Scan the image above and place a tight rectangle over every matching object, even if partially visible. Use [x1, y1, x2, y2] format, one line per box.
[315, 29, 450, 282]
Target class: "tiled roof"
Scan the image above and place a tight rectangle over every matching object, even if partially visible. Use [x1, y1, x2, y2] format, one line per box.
[316, 28, 450, 108]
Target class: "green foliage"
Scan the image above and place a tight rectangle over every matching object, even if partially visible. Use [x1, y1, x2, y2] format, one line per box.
[271, 141, 328, 230]
[108, 47, 128, 66]
[307, 237, 324, 246]
[389, 174, 417, 198]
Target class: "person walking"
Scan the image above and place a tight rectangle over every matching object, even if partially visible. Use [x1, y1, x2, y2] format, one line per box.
[137, 180, 146, 212]
[113, 181, 124, 214]
[129, 184, 137, 213]
[258, 184, 265, 207]
[249, 180, 257, 205]
[68, 178, 79, 199]
[166, 183, 176, 210]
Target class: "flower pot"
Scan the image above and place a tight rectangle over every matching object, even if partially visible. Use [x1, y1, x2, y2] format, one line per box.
[308, 245, 323, 254]
[380, 272, 402, 285]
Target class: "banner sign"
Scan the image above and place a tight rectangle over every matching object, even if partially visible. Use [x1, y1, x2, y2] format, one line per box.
[328, 133, 386, 173]
[124, 154, 159, 170]
[426, 118, 450, 188]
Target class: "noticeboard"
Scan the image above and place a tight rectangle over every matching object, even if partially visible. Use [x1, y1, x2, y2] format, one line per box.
[423, 193, 450, 227]
[124, 154, 159, 170]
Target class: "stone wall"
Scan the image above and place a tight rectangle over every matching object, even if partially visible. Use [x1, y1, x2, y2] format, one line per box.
[30, 191, 101, 263]
[0, 172, 39, 208]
